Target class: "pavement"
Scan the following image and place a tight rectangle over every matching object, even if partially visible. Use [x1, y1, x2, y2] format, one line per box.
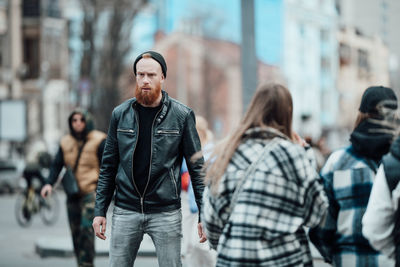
[0, 191, 330, 267]
[34, 193, 157, 258]
[0, 191, 159, 267]
[35, 232, 156, 258]
[34, 231, 329, 266]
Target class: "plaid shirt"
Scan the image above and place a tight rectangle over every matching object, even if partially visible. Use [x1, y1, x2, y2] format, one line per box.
[309, 146, 394, 267]
[202, 128, 328, 267]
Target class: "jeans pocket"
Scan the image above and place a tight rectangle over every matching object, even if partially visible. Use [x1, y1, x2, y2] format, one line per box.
[113, 206, 134, 216]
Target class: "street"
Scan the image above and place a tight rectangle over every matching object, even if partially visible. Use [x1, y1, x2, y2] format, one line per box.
[0, 191, 330, 267]
[0, 191, 158, 267]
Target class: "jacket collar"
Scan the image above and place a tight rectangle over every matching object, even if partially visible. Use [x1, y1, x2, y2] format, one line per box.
[243, 127, 291, 141]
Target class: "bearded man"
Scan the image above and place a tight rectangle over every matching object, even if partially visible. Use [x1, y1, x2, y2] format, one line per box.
[92, 51, 206, 267]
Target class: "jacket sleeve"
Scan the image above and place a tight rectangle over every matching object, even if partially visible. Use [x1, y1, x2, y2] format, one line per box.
[300, 155, 329, 229]
[94, 110, 119, 217]
[308, 167, 338, 264]
[362, 165, 395, 258]
[45, 146, 64, 186]
[202, 186, 224, 249]
[97, 138, 106, 165]
[182, 110, 205, 217]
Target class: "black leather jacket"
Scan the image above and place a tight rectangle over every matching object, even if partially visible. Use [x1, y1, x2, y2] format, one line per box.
[94, 91, 204, 217]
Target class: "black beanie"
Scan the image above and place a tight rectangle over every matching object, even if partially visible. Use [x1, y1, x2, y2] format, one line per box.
[359, 86, 397, 114]
[133, 51, 167, 78]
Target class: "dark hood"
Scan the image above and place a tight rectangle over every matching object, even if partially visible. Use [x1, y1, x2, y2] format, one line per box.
[350, 119, 393, 162]
[67, 109, 94, 140]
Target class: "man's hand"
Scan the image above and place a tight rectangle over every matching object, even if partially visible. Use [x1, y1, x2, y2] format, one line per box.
[197, 222, 207, 243]
[40, 184, 52, 198]
[93, 216, 107, 240]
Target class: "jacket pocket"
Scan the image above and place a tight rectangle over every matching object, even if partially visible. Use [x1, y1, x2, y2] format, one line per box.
[152, 171, 179, 203]
[156, 129, 180, 136]
[117, 128, 135, 134]
[169, 168, 178, 198]
[116, 128, 136, 156]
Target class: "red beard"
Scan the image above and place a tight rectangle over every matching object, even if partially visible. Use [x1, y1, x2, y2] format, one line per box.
[135, 84, 162, 106]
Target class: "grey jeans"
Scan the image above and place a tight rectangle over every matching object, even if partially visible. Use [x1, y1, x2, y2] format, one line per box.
[109, 206, 182, 267]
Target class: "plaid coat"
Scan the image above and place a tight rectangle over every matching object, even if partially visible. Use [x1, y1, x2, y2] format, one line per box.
[202, 127, 328, 266]
[309, 146, 394, 267]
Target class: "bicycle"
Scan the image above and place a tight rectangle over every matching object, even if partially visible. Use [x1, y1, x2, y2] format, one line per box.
[14, 153, 60, 227]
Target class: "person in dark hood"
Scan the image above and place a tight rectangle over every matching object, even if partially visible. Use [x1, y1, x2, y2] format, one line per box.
[41, 109, 106, 267]
[309, 86, 397, 267]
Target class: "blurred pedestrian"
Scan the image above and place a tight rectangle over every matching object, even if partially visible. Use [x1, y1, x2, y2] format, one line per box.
[202, 83, 328, 266]
[309, 86, 397, 267]
[363, 133, 400, 266]
[23, 151, 52, 190]
[92, 51, 206, 267]
[181, 115, 216, 267]
[41, 109, 106, 267]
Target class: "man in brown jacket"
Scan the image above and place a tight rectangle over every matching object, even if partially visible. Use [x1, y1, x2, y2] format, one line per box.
[41, 109, 106, 267]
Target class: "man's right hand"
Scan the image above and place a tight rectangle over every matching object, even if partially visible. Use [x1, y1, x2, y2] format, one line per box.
[93, 216, 107, 240]
[40, 184, 52, 198]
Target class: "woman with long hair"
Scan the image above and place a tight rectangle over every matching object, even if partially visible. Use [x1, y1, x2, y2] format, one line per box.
[202, 83, 328, 266]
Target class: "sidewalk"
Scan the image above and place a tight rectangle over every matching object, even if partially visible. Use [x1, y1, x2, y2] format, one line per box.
[33, 193, 327, 266]
[35, 233, 156, 258]
[35, 197, 156, 258]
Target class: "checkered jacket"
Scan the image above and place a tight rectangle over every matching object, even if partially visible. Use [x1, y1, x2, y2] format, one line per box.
[309, 146, 394, 267]
[202, 128, 328, 266]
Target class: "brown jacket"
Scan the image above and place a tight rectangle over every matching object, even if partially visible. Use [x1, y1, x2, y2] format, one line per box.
[61, 130, 106, 194]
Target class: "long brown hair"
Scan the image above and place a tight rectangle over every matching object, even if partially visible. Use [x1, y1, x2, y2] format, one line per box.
[204, 83, 293, 192]
[353, 112, 373, 130]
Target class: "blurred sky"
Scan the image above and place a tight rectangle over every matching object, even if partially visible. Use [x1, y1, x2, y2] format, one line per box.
[132, 0, 283, 65]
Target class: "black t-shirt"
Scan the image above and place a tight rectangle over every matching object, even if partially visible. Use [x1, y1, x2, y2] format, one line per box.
[133, 103, 161, 194]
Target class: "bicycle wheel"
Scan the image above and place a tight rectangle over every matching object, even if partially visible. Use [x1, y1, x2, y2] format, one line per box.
[40, 192, 60, 225]
[15, 192, 33, 227]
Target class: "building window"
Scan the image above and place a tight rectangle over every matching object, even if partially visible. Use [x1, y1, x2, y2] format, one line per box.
[23, 0, 40, 17]
[320, 29, 329, 43]
[23, 37, 40, 79]
[357, 49, 370, 78]
[321, 56, 330, 74]
[0, 37, 3, 67]
[339, 43, 351, 66]
[335, 0, 341, 15]
[299, 24, 305, 38]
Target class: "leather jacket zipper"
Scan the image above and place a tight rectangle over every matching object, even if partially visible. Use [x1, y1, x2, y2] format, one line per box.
[157, 129, 179, 134]
[131, 109, 144, 213]
[169, 168, 178, 198]
[117, 128, 135, 134]
[131, 107, 162, 214]
[141, 108, 163, 213]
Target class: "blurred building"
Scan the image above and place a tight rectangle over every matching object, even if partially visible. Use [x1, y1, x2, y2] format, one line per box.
[0, 0, 70, 159]
[337, 27, 390, 131]
[337, 0, 400, 97]
[141, 0, 339, 141]
[282, 0, 339, 140]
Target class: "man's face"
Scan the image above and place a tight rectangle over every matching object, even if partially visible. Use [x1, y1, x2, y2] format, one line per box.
[135, 57, 164, 106]
[71, 113, 86, 134]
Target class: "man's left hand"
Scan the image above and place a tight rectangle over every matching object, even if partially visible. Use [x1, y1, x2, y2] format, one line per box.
[197, 222, 207, 243]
